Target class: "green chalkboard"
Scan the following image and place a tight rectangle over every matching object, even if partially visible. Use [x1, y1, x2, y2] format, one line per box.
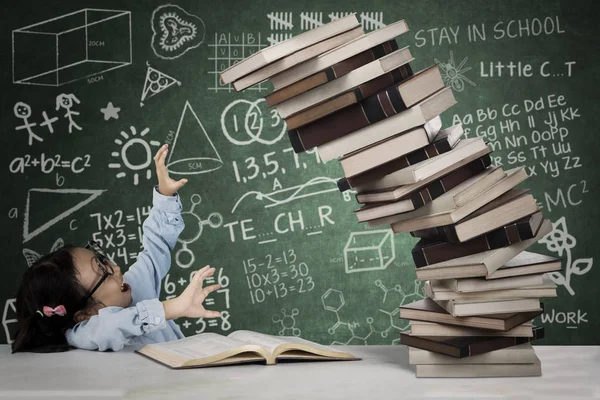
[1, 0, 599, 346]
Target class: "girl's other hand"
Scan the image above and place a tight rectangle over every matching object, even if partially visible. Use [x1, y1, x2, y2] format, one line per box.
[154, 143, 188, 196]
[162, 266, 222, 320]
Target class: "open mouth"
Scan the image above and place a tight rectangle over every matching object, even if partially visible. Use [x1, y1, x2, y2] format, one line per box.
[121, 282, 131, 293]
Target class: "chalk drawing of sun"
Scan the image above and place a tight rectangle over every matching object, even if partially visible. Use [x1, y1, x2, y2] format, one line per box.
[108, 126, 161, 185]
[434, 50, 475, 92]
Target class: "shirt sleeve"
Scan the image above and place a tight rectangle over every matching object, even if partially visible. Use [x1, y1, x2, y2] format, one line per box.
[65, 299, 167, 351]
[124, 186, 185, 300]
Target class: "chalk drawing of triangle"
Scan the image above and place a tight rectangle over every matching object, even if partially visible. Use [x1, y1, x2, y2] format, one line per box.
[140, 65, 181, 106]
[23, 188, 106, 243]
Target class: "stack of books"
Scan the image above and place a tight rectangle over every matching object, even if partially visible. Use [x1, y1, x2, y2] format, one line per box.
[220, 14, 561, 378]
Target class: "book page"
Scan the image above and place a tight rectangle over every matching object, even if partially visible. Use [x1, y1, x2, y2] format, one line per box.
[228, 330, 345, 358]
[227, 330, 289, 354]
[152, 332, 250, 360]
[229, 330, 346, 354]
[272, 335, 340, 353]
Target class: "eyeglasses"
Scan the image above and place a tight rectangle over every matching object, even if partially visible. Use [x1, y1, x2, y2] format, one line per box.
[80, 240, 114, 306]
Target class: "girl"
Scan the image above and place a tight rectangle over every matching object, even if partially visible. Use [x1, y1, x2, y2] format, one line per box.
[12, 144, 222, 353]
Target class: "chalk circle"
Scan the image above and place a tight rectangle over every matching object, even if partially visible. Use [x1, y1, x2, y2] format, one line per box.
[166, 156, 223, 175]
[191, 194, 202, 205]
[121, 138, 152, 170]
[205, 212, 223, 229]
[176, 246, 194, 269]
[221, 99, 286, 145]
[179, 212, 203, 243]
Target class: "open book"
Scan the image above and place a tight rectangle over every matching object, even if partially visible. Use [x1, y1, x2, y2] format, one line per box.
[136, 330, 360, 369]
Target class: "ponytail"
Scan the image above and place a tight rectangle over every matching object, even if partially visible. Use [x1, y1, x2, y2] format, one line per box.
[12, 245, 91, 353]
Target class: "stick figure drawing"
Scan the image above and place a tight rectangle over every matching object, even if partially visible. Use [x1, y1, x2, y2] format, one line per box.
[14, 101, 42, 145]
[56, 93, 82, 133]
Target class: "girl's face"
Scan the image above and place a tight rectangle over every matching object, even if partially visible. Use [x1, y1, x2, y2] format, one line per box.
[72, 247, 132, 310]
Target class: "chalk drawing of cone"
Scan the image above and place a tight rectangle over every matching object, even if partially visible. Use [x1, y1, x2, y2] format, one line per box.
[166, 101, 223, 175]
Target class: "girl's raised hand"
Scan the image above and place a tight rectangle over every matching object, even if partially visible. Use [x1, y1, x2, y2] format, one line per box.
[162, 266, 222, 320]
[154, 144, 187, 196]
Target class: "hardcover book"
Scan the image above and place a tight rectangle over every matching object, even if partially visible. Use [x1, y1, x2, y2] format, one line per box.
[399, 326, 544, 358]
[399, 298, 543, 331]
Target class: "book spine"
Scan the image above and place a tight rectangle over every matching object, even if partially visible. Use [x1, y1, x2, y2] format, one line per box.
[401, 331, 542, 358]
[459, 335, 539, 358]
[411, 234, 495, 268]
[409, 155, 491, 210]
[410, 226, 450, 241]
[399, 333, 459, 358]
[339, 131, 454, 192]
[330, 40, 399, 77]
[355, 64, 413, 103]
[267, 41, 398, 107]
[486, 215, 539, 248]
[288, 65, 413, 153]
[411, 208, 539, 246]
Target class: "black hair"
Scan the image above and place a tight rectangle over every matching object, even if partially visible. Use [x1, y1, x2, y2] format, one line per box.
[11, 245, 97, 353]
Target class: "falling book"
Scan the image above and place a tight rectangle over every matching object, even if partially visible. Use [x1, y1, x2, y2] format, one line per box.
[424, 276, 557, 302]
[414, 359, 541, 378]
[340, 125, 436, 179]
[275, 46, 414, 119]
[384, 167, 526, 231]
[431, 297, 542, 317]
[136, 331, 360, 369]
[368, 164, 506, 228]
[317, 86, 456, 162]
[399, 298, 543, 331]
[411, 210, 544, 244]
[270, 19, 409, 90]
[220, 14, 360, 85]
[409, 343, 538, 364]
[285, 58, 413, 133]
[411, 212, 544, 267]
[435, 271, 546, 293]
[358, 136, 491, 196]
[486, 251, 562, 280]
[354, 156, 491, 222]
[408, 320, 534, 337]
[265, 40, 399, 107]
[414, 219, 553, 280]
[339, 118, 450, 192]
[232, 27, 364, 91]
[287, 63, 443, 151]
[399, 326, 544, 358]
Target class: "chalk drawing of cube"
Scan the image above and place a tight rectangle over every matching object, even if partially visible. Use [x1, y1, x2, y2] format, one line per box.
[12, 9, 132, 86]
[344, 230, 396, 273]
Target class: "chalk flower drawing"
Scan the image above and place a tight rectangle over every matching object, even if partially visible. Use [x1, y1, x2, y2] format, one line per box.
[433, 50, 475, 92]
[539, 216, 593, 296]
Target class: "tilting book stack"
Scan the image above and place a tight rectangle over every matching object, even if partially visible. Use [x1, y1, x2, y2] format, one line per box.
[220, 14, 561, 378]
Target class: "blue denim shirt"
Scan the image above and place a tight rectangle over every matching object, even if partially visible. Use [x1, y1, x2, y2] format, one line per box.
[65, 186, 185, 351]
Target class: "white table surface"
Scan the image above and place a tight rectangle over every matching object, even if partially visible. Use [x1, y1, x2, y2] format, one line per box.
[0, 345, 598, 400]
